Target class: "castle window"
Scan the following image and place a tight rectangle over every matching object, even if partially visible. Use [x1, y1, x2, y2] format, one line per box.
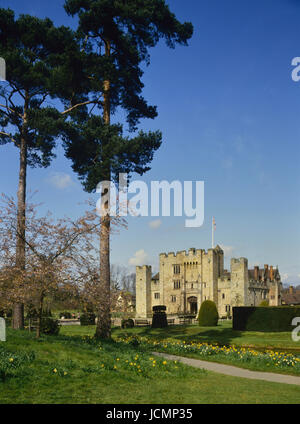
[225, 305, 231, 312]
[173, 265, 180, 274]
[174, 281, 181, 289]
[154, 293, 160, 299]
[222, 293, 225, 299]
[171, 295, 176, 302]
[191, 283, 193, 289]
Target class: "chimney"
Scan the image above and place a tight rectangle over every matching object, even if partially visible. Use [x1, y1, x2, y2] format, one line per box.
[289, 286, 295, 294]
[254, 266, 259, 280]
[264, 264, 269, 279]
[270, 265, 274, 281]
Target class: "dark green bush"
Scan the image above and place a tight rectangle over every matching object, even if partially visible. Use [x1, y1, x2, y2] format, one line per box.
[121, 318, 134, 329]
[153, 305, 166, 312]
[59, 311, 72, 319]
[198, 300, 219, 326]
[233, 306, 300, 332]
[40, 317, 60, 335]
[80, 312, 96, 326]
[152, 305, 168, 328]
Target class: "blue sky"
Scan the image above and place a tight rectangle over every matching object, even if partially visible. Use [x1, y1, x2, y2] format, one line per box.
[0, 0, 300, 284]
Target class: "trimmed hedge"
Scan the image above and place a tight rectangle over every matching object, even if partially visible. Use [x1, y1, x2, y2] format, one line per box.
[233, 306, 300, 332]
[198, 300, 219, 326]
[153, 305, 166, 312]
[152, 305, 168, 328]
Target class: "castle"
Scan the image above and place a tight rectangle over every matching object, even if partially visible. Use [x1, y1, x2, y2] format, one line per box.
[136, 246, 282, 318]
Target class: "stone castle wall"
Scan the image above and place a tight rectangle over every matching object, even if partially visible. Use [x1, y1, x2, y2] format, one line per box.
[136, 246, 282, 318]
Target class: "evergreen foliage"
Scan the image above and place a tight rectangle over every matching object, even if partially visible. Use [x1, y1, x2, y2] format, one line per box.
[198, 300, 219, 327]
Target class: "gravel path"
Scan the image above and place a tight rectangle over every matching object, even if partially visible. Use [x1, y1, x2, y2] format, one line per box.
[153, 352, 300, 386]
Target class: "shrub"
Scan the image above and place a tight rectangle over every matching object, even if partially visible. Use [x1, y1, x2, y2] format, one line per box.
[40, 317, 60, 335]
[80, 312, 96, 326]
[121, 319, 134, 329]
[153, 305, 166, 312]
[233, 306, 300, 332]
[258, 300, 269, 307]
[152, 305, 168, 328]
[59, 311, 72, 319]
[198, 300, 219, 326]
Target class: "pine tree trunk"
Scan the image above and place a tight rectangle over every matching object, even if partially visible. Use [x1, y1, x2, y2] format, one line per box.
[95, 214, 111, 338]
[13, 95, 28, 330]
[95, 39, 111, 339]
[12, 135, 27, 330]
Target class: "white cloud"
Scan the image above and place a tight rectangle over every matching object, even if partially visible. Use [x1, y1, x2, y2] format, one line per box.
[220, 244, 234, 257]
[282, 273, 289, 282]
[129, 249, 148, 266]
[47, 172, 74, 189]
[148, 219, 162, 229]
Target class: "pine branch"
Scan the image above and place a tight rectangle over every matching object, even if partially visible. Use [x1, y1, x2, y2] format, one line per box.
[0, 131, 17, 145]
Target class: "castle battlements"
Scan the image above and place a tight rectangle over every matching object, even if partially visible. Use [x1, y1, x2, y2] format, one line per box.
[159, 246, 222, 259]
[231, 257, 248, 265]
[136, 246, 282, 318]
[136, 265, 152, 270]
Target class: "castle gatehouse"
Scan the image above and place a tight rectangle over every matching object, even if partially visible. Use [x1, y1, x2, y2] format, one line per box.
[136, 245, 282, 319]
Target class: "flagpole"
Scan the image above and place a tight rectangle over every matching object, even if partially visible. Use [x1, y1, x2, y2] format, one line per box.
[212, 216, 214, 249]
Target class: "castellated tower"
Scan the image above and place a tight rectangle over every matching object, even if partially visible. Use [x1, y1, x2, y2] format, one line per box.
[135, 265, 152, 318]
[134, 247, 282, 319]
[230, 258, 249, 306]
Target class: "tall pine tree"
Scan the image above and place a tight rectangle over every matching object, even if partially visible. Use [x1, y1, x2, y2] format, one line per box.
[63, 0, 193, 338]
[0, 9, 92, 328]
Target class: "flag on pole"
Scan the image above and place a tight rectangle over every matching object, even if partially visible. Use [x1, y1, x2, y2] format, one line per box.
[212, 216, 216, 248]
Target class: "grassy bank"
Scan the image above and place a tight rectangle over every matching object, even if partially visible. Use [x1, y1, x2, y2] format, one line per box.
[60, 322, 300, 376]
[1, 328, 300, 404]
[111, 321, 300, 352]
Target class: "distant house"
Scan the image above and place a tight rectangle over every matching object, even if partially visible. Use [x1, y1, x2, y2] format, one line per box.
[281, 286, 300, 306]
[113, 291, 136, 313]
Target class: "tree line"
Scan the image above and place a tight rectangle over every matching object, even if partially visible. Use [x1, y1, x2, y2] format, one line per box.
[0, 0, 193, 339]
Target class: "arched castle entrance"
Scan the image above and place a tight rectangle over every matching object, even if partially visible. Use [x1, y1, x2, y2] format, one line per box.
[187, 296, 197, 314]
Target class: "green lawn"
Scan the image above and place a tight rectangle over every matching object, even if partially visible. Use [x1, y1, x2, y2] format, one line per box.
[61, 322, 300, 376]
[60, 321, 300, 352]
[111, 321, 300, 352]
[1, 328, 300, 404]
